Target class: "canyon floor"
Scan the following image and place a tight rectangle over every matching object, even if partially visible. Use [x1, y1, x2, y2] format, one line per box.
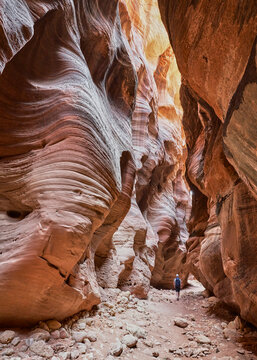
[1, 279, 257, 360]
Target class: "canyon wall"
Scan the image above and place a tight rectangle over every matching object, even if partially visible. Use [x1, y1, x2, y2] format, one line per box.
[158, 0, 257, 326]
[0, 0, 189, 326]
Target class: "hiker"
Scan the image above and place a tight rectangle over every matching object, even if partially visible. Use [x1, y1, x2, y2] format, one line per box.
[174, 274, 181, 301]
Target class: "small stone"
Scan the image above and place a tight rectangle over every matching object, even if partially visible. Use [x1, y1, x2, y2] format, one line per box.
[86, 332, 97, 342]
[72, 331, 87, 342]
[51, 330, 60, 339]
[110, 340, 123, 356]
[30, 340, 54, 358]
[59, 351, 70, 360]
[19, 344, 28, 352]
[2, 347, 15, 356]
[81, 353, 94, 360]
[25, 337, 34, 346]
[11, 337, 20, 346]
[143, 340, 154, 348]
[236, 349, 245, 354]
[59, 328, 69, 339]
[122, 334, 137, 348]
[0, 330, 16, 344]
[77, 343, 87, 354]
[126, 324, 147, 339]
[38, 321, 50, 331]
[83, 338, 91, 347]
[85, 318, 94, 326]
[52, 357, 60, 360]
[30, 328, 50, 341]
[174, 318, 189, 328]
[152, 350, 159, 357]
[71, 349, 80, 359]
[46, 319, 62, 330]
[195, 335, 211, 344]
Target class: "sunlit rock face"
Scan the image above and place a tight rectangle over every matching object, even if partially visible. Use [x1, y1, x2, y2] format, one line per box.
[95, 0, 190, 297]
[0, 0, 188, 325]
[158, 0, 257, 325]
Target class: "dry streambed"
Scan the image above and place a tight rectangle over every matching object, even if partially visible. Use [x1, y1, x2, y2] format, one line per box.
[0, 280, 256, 360]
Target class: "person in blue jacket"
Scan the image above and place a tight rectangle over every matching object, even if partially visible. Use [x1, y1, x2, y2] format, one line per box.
[174, 274, 181, 301]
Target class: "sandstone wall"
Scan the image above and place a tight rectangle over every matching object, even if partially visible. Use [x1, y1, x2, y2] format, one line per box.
[158, 0, 257, 326]
[0, 0, 189, 326]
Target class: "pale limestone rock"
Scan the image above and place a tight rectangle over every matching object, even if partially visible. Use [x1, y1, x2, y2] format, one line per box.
[59, 328, 69, 339]
[174, 318, 189, 328]
[126, 324, 147, 339]
[70, 349, 80, 359]
[11, 337, 20, 346]
[77, 343, 87, 354]
[195, 334, 211, 344]
[51, 330, 60, 339]
[72, 331, 87, 343]
[0, 331, 16, 344]
[30, 340, 54, 358]
[109, 340, 123, 356]
[122, 334, 138, 348]
[30, 328, 50, 342]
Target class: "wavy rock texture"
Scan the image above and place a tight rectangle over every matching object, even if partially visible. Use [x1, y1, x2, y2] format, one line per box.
[0, 0, 189, 326]
[95, 0, 190, 297]
[158, 0, 257, 325]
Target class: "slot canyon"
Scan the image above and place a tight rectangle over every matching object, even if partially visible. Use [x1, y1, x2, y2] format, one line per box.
[0, 0, 256, 359]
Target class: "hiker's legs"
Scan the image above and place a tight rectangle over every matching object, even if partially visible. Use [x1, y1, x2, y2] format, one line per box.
[176, 290, 180, 300]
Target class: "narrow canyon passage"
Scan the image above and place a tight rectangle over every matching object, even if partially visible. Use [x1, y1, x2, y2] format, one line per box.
[0, 0, 257, 359]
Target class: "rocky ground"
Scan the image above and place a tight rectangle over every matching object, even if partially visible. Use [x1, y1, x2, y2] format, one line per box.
[1, 279, 257, 360]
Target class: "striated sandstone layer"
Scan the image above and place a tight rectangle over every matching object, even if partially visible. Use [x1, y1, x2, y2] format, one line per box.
[158, 0, 257, 325]
[95, 0, 190, 296]
[0, 0, 189, 326]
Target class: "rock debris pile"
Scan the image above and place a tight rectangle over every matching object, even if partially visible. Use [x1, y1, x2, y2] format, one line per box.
[0, 281, 256, 360]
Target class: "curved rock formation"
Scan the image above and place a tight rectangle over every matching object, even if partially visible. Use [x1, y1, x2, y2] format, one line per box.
[95, 0, 190, 297]
[0, 0, 137, 327]
[0, 0, 189, 326]
[158, 0, 257, 325]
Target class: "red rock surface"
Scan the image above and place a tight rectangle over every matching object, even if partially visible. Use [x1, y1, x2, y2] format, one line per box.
[158, 0, 257, 326]
[0, 0, 189, 326]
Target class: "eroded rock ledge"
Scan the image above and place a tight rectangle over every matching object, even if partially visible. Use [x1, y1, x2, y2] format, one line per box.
[158, 0, 257, 326]
[0, 0, 189, 326]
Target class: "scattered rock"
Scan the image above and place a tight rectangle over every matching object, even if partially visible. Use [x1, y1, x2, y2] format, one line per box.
[236, 349, 245, 354]
[122, 334, 138, 348]
[30, 328, 50, 341]
[77, 343, 87, 354]
[1, 347, 15, 356]
[0, 330, 16, 344]
[152, 350, 159, 357]
[195, 334, 211, 344]
[85, 331, 97, 342]
[51, 330, 60, 339]
[126, 324, 147, 339]
[174, 318, 189, 328]
[110, 340, 123, 356]
[59, 351, 70, 360]
[46, 319, 62, 330]
[59, 328, 69, 339]
[71, 349, 80, 359]
[72, 331, 87, 342]
[38, 321, 50, 331]
[30, 340, 54, 358]
[11, 337, 20, 346]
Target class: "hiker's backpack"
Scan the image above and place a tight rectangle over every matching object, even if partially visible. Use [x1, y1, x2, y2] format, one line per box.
[175, 278, 181, 288]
